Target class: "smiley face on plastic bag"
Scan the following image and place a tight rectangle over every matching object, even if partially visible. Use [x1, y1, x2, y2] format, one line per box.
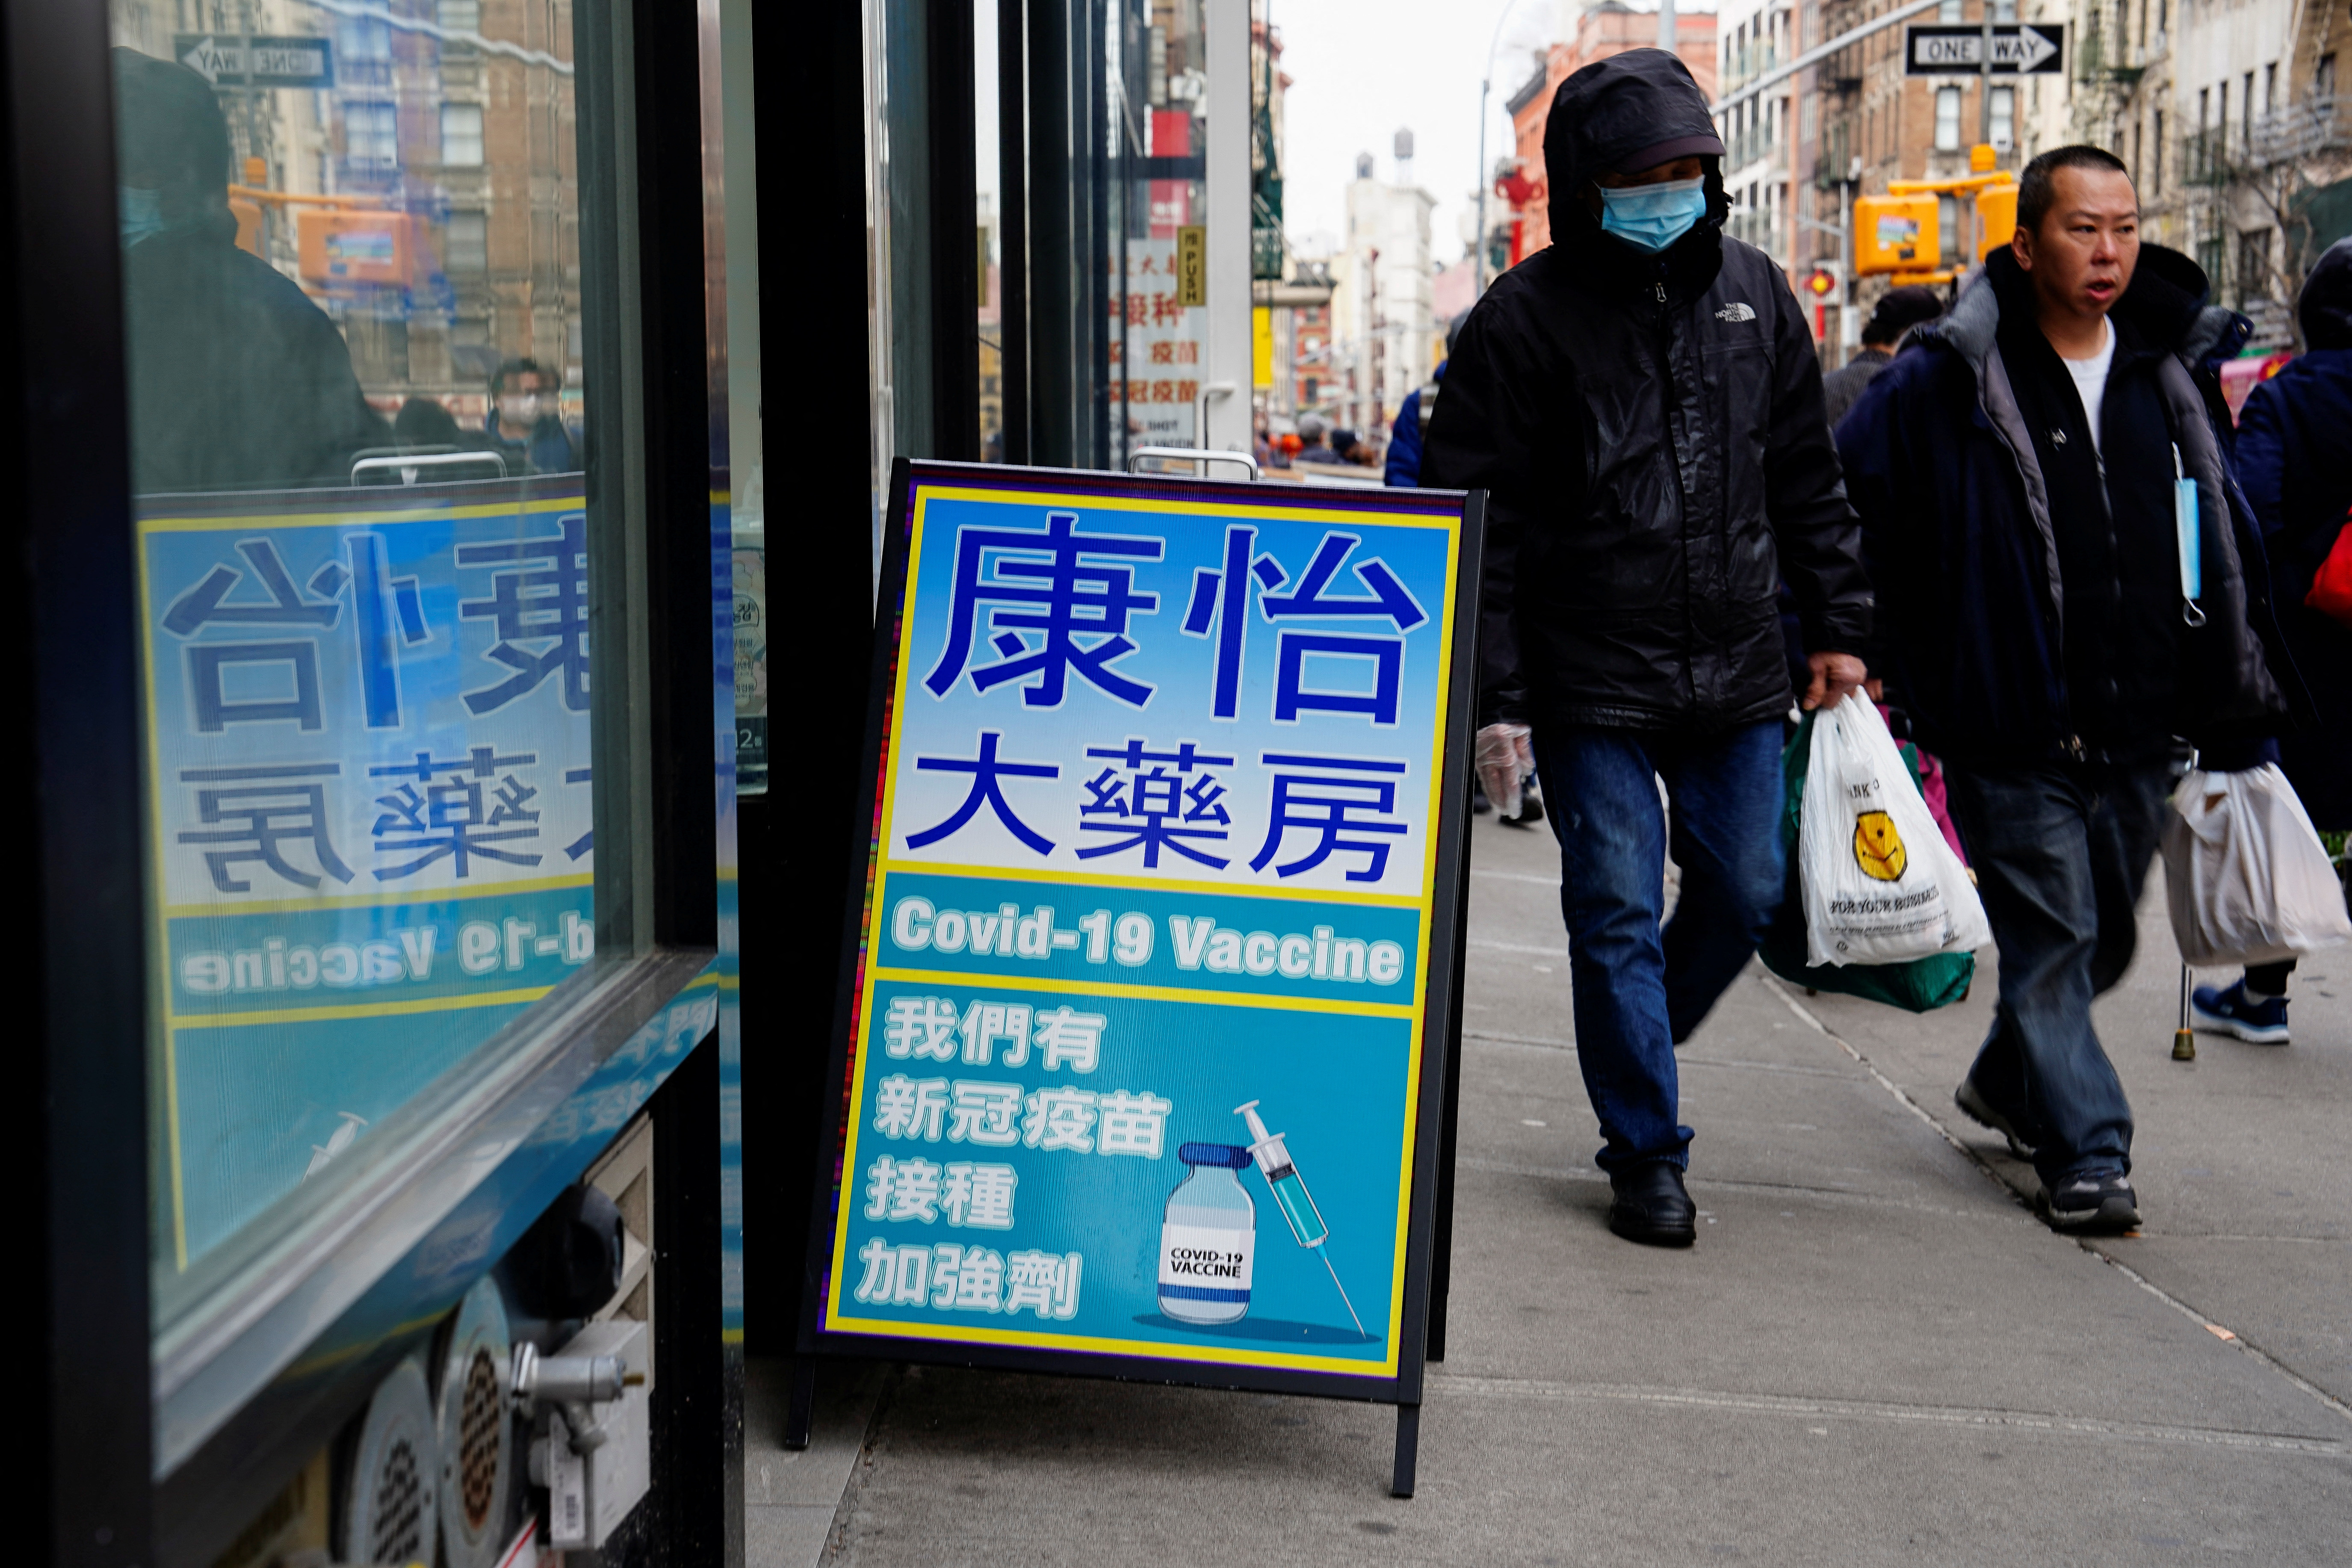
[1853, 809, 1907, 881]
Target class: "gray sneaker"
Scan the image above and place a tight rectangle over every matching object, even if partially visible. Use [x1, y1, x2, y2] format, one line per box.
[1954, 1077, 2038, 1160]
[2043, 1172, 2140, 1233]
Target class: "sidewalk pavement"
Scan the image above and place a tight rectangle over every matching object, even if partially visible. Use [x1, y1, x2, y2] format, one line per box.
[749, 811, 2352, 1565]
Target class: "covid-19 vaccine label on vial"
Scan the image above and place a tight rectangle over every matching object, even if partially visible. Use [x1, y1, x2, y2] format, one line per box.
[1158, 1224, 1254, 1294]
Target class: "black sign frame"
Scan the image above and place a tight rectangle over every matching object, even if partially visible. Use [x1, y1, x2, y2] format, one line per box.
[787, 459, 1486, 1498]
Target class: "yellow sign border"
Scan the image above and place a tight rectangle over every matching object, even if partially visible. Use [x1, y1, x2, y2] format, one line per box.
[822, 476, 1465, 1380]
[135, 490, 592, 1269]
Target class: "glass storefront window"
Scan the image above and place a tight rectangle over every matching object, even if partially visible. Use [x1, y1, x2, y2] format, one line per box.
[1116, 0, 1212, 465]
[107, 3, 609, 1323]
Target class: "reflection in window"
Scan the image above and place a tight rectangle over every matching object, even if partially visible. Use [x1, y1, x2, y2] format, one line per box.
[109, 2, 601, 1306]
[346, 101, 399, 169]
[442, 103, 485, 168]
[446, 210, 489, 273]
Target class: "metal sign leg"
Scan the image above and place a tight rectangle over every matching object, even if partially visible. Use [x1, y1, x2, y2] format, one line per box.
[1391, 1403, 1421, 1498]
[784, 1357, 818, 1450]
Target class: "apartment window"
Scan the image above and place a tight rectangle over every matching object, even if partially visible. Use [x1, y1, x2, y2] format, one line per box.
[1991, 84, 2015, 152]
[2219, 80, 2229, 153]
[1938, 0, 1962, 21]
[444, 208, 488, 272]
[344, 99, 398, 166]
[1935, 86, 1962, 152]
[2152, 108, 2165, 196]
[1994, 0, 2015, 18]
[2266, 62, 2278, 112]
[441, 102, 484, 167]
[2321, 54, 2338, 100]
[2243, 72, 2254, 144]
[438, 0, 481, 29]
[2238, 227, 2271, 305]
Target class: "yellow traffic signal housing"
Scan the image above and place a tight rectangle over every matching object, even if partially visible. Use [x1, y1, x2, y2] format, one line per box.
[1854, 193, 1939, 276]
[1976, 182, 2018, 259]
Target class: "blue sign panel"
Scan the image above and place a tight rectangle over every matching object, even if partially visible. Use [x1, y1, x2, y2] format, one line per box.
[811, 462, 1479, 1394]
[139, 479, 594, 1266]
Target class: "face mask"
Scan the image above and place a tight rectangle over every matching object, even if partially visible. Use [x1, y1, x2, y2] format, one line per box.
[499, 393, 543, 426]
[121, 186, 166, 248]
[1598, 176, 1707, 254]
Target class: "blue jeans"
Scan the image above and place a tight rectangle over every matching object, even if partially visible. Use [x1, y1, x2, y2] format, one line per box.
[1943, 760, 2169, 1186]
[1534, 721, 1788, 1173]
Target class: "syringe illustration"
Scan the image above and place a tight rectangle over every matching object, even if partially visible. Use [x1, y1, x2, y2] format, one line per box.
[1235, 1099, 1365, 1338]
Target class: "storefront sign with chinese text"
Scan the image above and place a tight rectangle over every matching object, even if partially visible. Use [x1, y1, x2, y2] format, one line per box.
[806, 461, 1479, 1400]
[139, 478, 594, 1266]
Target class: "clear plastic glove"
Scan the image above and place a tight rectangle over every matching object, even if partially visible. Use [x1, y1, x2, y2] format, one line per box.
[1475, 723, 1536, 820]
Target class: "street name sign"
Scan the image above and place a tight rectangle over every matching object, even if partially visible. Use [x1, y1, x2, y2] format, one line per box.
[175, 34, 337, 89]
[797, 459, 1482, 1496]
[1904, 23, 2063, 74]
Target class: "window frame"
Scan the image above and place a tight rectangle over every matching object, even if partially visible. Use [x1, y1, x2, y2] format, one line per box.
[15, 0, 732, 1554]
[440, 99, 485, 167]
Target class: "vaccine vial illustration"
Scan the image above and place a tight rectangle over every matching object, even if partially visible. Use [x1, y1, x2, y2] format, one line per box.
[1158, 1143, 1257, 1325]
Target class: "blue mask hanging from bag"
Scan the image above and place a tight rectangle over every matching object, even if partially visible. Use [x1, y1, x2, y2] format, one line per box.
[1598, 176, 1707, 253]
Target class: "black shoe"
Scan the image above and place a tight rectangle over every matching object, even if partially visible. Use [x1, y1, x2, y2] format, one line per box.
[2042, 1172, 2140, 1234]
[1954, 1076, 2039, 1160]
[1608, 1161, 1697, 1247]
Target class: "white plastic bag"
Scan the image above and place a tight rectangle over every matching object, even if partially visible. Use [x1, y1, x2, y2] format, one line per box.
[2162, 764, 2352, 966]
[1797, 693, 1992, 967]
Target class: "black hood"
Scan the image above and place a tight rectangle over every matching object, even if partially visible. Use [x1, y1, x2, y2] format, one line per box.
[2299, 237, 2352, 350]
[113, 47, 237, 242]
[1542, 49, 1724, 206]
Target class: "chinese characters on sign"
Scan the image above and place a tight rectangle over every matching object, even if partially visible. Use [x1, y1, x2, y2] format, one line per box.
[820, 464, 1469, 1384]
[141, 481, 597, 1265]
[1113, 238, 1208, 445]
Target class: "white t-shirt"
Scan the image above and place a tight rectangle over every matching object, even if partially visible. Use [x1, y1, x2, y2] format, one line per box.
[2062, 317, 2117, 457]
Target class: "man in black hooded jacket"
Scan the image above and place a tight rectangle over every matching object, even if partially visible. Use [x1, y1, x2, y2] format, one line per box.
[1839, 146, 2286, 1233]
[1424, 51, 1871, 1247]
[115, 47, 386, 494]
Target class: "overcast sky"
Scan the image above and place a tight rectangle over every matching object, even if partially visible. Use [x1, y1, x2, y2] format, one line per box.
[1272, 0, 1714, 261]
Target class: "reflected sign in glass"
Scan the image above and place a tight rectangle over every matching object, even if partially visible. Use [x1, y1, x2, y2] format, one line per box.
[140, 480, 594, 1267]
[821, 467, 1471, 1380]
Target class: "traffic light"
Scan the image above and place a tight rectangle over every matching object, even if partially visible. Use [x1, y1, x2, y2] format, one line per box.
[1976, 182, 2018, 258]
[1854, 193, 1939, 276]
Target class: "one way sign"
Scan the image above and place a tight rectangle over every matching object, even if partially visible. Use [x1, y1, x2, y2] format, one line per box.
[173, 34, 336, 90]
[1904, 23, 2064, 75]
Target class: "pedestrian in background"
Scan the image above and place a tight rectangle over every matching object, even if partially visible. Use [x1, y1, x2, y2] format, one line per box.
[1841, 146, 2287, 1233]
[1385, 314, 1466, 487]
[1821, 285, 1944, 430]
[1293, 413, 1344, 464]
[1426, 50, 1870, 1249]
[485, 357, 583, 475]
[2192, 237, 2352, 1044]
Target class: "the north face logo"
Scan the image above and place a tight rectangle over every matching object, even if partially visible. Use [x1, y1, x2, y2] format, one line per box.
[1716, 302, 1758, 322]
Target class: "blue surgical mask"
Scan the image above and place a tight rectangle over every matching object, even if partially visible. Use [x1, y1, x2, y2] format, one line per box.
[120, 185, 167, 248]
[1599, 176, 1708, 253]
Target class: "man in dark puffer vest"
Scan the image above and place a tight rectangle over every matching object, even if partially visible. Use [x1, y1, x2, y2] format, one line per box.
[1840, 146, 2288, 1234]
